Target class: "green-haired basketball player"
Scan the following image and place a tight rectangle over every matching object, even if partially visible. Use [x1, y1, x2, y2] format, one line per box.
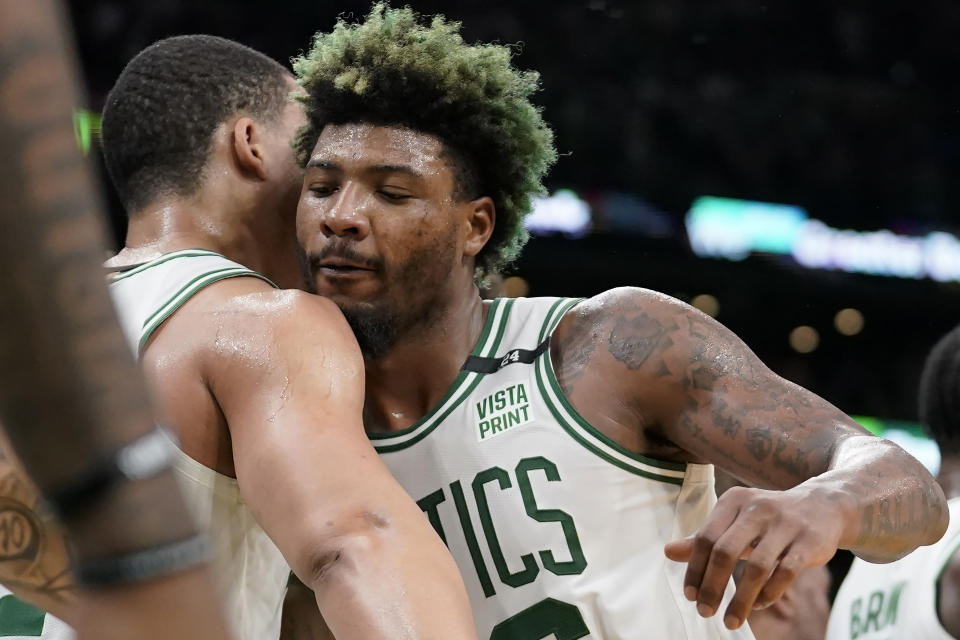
[294, 5, 948, 639]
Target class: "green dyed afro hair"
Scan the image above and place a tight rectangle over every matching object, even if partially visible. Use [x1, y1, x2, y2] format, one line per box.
[293, 3, 557, 277]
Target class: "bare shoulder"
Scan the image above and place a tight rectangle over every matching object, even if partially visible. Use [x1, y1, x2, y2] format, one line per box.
[552, 286, 739, 390]
[161, 278, 354, 351]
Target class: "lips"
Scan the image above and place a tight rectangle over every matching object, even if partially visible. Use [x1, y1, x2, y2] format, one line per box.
[318, 258, 375, 271]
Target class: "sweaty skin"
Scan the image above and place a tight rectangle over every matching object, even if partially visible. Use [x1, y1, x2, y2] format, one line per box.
[104, 72, 478, 637]
[298, 123, 948, 634]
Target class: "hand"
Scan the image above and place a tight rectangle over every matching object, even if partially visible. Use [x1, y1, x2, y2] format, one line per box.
[663, 486, 843, 630]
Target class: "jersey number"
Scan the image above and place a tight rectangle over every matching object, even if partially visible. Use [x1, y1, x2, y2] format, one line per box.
[490, 598, 588, 640]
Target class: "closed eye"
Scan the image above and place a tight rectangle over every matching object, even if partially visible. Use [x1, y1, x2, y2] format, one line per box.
[308, 185, 338, 197]
[378, 190, 413, 202]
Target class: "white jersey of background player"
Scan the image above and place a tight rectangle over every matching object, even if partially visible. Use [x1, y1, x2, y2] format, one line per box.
[293, 6, 948, 639]
[827, 325, 960, 640]
[826, 498, 960, 640]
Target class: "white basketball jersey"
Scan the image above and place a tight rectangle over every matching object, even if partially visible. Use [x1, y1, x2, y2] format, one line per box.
[373, 297, 755, 640]
[0, 586, 72, 640]
[108, 249, 289, 640]
[826, 497, 960, 640]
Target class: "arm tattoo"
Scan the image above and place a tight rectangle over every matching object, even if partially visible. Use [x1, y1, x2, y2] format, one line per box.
[608, 312, 677, 370]
[552, 308, 599, 397]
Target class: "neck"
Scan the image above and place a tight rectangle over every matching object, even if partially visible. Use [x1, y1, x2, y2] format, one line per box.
[113, 197, 303, 289]
[937, 456, 960, 500]
[362, 283, 488, 433]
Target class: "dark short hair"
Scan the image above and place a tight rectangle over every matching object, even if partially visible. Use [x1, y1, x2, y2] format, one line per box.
[101, 35, 292, 213]
[294, 4, 557, 278]
[919, 325, 960, 457]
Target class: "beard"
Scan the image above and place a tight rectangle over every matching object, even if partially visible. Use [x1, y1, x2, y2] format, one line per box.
[340, 304, 401, 360]
[333, 232, 458, 360]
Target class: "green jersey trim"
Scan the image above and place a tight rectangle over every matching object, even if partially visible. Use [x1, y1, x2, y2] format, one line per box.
[536, 297, 687, 484]
[108, 249, 240, 282]
[371, 298, 514, 453]
[137, 267, 276, 354]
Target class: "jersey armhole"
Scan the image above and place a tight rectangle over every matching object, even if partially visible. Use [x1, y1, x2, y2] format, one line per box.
[534, 297, 689, 485]
[138, 269, 277, 355]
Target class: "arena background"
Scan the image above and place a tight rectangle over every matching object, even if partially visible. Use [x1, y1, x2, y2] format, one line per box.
[66, 0, 959, 467]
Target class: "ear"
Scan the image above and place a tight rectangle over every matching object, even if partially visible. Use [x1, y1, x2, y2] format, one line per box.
[232, 116, 268, 181]
[462, 196, 495, 258]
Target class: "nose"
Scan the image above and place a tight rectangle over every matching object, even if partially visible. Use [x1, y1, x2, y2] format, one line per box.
[320, 183, 370, 241]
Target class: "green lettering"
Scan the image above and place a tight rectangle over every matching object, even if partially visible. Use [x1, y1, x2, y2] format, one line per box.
[477, 397, 490, 420]
[450, 480, 496, 597]
[491, 416, 503, 434]
[519, 404, 531, 421]
[506, 408, 522, 427]
[850, 597, 862, 640]
[516, 383, 528, 404]
[515, 456, 587, 576]
[472, 467, 539, 588]
[864, 591, 884, 632]
[479, 420, 491, 439]
[416, 489, 448, 546]
[494, 390, 506, 411]
[883, 581, 906, 628]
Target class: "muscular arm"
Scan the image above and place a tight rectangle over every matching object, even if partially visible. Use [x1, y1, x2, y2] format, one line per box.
[208, 291, 477, 640]
[554, 287, 947, 628]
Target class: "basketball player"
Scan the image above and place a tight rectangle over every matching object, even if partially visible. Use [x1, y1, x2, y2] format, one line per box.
[0, 1, 234, 638]
[101, 35, 477, 640]
[826, 327, 960, 639]
[293, 6, 949, 638]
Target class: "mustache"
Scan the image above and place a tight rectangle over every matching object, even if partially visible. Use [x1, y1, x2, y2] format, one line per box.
[311, 240, 385, 271]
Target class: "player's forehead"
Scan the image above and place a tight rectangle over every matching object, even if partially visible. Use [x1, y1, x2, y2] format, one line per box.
[308, 123, 449, 176]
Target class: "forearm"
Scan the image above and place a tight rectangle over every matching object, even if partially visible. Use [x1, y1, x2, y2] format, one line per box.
[281, 574, 336, 640]
[804, 435, 948, 562]
[298, 500, 478, 640]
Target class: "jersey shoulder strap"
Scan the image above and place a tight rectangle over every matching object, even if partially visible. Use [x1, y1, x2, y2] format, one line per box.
[107, 248, 277, 357]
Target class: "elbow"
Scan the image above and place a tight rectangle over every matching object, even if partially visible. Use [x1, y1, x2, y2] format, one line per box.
[294, 509, 393, 593]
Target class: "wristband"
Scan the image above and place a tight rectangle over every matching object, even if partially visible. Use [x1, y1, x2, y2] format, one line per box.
[46, 426, 178, 520]
[77, 532, 210, 586]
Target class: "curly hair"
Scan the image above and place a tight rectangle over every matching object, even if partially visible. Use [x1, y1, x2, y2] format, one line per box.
[102, 35, 291, 213]
[293, 3, 557, 277]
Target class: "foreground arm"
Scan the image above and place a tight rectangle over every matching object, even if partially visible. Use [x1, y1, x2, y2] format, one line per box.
[564, 288, 947, 629]
[0, 432, 75, 620]
[0, 2, 233, 638]
[210, 292, 477, 640]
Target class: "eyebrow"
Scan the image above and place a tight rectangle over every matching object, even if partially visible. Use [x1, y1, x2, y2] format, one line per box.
[305, 159, 424, 179]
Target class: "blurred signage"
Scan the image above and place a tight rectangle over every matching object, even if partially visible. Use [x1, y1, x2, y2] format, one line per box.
[526, 189, 592, 238]
[854, 415, 940, 475]
[686, 196, 960, 283]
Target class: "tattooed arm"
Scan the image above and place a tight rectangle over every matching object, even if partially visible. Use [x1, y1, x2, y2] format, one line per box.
[552, 287, 948, 630]
[0, 1, 232, 638]
[0, 429, 75, 621]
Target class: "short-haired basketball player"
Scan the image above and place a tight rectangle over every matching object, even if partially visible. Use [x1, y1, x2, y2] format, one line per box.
[294, 6, 948, 638]
[101, 35, 477, 640]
